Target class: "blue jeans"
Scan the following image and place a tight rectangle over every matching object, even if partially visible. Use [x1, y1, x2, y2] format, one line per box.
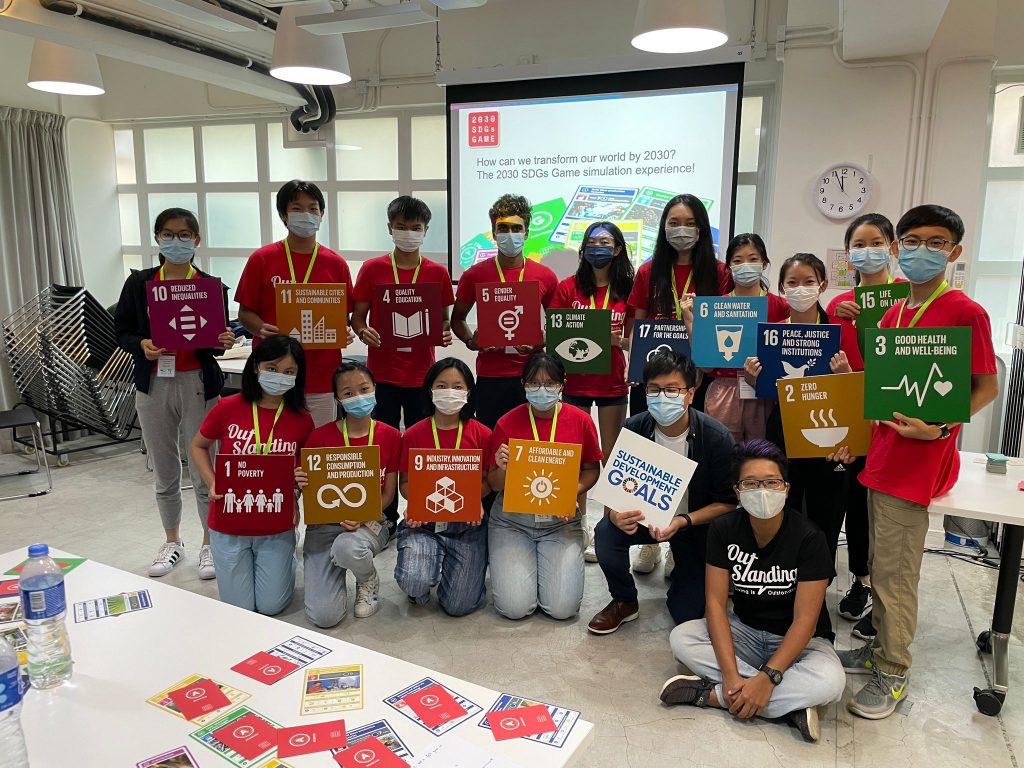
[210, 529, 296, 615]
[394, 520, 488, 617]
[487, 495, 584, 620]
[670, 615, 846, 720]
[303, 522, 390, 628]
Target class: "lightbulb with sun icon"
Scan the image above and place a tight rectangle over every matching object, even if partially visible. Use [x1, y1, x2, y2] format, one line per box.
[523, 468, 560, 507]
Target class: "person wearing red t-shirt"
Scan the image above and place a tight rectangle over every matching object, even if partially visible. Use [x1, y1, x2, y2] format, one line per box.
[235, 180, 353, 429]
[450, 194, 559, 429]
[351, 196, 456, 431]
[838, 205, 998, 720]
[296, 361, 400, 627]
[190, 335, 314, 615]
[395, 358, 492, 616]
[487, 354, 602, 621]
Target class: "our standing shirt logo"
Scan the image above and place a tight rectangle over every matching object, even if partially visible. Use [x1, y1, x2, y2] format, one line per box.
[727, 544, 797, 596]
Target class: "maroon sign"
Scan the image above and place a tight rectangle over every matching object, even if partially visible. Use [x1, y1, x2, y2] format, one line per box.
[371, 283, 444, 350]
[147, 277, 226, 350]
[213, 453, 295, 534]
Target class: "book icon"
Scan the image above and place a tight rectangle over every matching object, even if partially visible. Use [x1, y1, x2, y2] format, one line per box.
[393, 309, 429, 340]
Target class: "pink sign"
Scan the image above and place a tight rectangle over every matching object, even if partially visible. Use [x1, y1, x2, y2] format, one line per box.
[147, 277, 226, 350]
[371, 283, 444, 350]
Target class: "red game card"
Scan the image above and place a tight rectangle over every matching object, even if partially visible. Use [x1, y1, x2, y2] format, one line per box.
[213, 712, 278, 759]
[475, 281, 542, 348]
[334, 737, 409, 768]
[167, 678, 232, 721]
[403, 683, 468, 729]
[0, 580, 17, 597]
[485, 705, 557, 741]
[231, 651, 300, 684]
[278, 719, 348, 757]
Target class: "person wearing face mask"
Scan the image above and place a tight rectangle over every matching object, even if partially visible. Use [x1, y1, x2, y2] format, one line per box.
[190, 335, 314, 614]
[296, 361, 401, 626]
[661, 440, 845, 744]
[487, 354, 602, 620]
[236, 180, 353, 428]
[588, 351, 736, 634]
[115, 208, 235, 582]
[393, 358, 493, 615]
[451, 194, 559, 429]
[838, 205, 997, 721]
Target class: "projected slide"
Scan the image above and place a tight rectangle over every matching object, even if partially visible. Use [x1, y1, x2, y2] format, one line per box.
[449, 81, 739, 279]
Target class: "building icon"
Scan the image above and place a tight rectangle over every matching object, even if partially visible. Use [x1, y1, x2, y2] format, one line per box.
[426, 476, 464, 516]
[290, 310, 338, 345]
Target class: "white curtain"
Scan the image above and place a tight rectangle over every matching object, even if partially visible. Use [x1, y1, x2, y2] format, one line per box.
[0, 106, 84, 409]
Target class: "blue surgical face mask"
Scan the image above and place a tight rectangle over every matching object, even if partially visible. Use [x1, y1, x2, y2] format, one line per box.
[286, 211, 321, 238]
[258, 371, 296, 396]
[340, 392, 376, 419]
[525, 386, 560, 411]
[583, 245, 616, 268]
[646, 392, 687, 427]
[849, 246, 890, 275]
[495, 232, 525, 258]
[730, 263, 763, 287]
[159, 238, 196, 265]
[898, 245, 949, 284]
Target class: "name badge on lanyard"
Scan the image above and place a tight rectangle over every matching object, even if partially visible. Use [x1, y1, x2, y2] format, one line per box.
[157, 353, 176, 378]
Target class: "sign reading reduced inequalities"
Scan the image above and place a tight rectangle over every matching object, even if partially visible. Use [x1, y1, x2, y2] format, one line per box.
[755, 322, 841, 399]
[300, 447, 381, 524]
[406, 449, 484, 524]
[503, 439, 581, 518]
[372, 283, 444, 350]
[777, 372, 872, 459]
[475, 281, 542, 348]
[691, 296, 767, 369]
[147, 277, 226, 350]
[545, 308, 612, 374]
[213, 454, 295, 533]
[628, 320, 691, 382]
[275, 283, 347, 350]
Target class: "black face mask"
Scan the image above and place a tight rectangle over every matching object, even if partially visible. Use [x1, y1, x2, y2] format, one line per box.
[583, 245, 616, 268]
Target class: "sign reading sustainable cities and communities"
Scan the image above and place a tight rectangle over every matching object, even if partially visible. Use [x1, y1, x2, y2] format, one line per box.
[275, 283, 347, 350]
[691, 296, 767, 368]
[545, 309, 612, 374]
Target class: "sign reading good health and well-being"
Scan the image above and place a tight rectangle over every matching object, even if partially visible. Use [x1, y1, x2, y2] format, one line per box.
[691, 296, 767, 368]
[300, 447, 381, 524]
[755, 323, 841, 399]
[275, 283, 347, 350]
[371, 283, 444, 350]
[628, 320, 691, 381]
[591, 428, 697, 531]
[545, 308, 612, 374]
[213, 454, 295, 533]
[147, 277, 225, 350]
[863, 327, 972, 423]
[854, 282, 911, 349]
[405, 449, 484, 524]
[777, 372, 872, 459]
[503, 439, 581, 518]
[475, 281, 542, 348]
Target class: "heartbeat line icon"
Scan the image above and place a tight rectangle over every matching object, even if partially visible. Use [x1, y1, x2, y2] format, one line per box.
[880, 362, 952, 407]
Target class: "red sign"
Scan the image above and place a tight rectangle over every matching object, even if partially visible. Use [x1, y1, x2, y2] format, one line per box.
[475, 281, 542, 348]
[403, 683, 468, 729]
[334, 737, 409, 768]
[485, 705, 557, 741]
[405, 449, 483, 524]
[468, 111, 499, 147]
[213, 454, 295, 533]
[167, 678, 232, 721]
[371, 283, 444, 349]
[213, 712, 278, 759]
[147, 277, 226, 350]
[278, 720, 348, 757]
[231, 651, 299, 685]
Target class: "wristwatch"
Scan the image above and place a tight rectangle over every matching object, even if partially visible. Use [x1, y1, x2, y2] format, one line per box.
[679, 512, 693, 529]
[926, 422, 951, 440]
[758, 663, 783, 686]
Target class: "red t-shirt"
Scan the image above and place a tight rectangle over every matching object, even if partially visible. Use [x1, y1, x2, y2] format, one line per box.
[235, 241, 353, 394]
[199, 393, 315, 535]
[350, 254, 456, 388]
[627, 260, 734, 318]
[399, 417, 492, 473]
[455, 257, 558, 378]
[550, 277, 629, 397]
[487, 403, 603, 470]
[826, 279, 910, 372]
[859, 289, 997, 507]
[304, 419, 401, 490]
[712, 291, 790, 379]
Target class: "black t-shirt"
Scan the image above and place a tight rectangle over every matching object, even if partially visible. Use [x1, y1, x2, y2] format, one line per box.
[706, 508, 835, 639]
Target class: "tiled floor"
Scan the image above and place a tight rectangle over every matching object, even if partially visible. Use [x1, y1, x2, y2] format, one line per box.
[1, 444, 1021, 767]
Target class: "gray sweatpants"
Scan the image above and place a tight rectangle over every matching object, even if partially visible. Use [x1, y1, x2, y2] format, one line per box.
[136, 370, 216, 532]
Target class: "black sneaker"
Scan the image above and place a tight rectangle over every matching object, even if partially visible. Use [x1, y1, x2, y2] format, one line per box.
[852, 611, 877, 640]
[787, 707, 820, 743]
[838, 581, 872, 621]
[659, 675, 716, 707]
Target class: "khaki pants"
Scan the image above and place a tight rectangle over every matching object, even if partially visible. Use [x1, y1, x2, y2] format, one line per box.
[867, 489, 930, 675]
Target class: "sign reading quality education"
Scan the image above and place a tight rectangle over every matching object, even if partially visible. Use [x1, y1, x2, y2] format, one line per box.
[275, 283, 347, 350]
[300, 447, 381, 524]
[628, 320, 691, 382]
[545, 308, 612, 374]
[755, 322, 841, 399]
[372, 283, 444, 350]
[406, 449, 484, 524]
[503, 439, 582, 518]
[475, 281, 542, 348]
[147, 277, 225, 350]
[777, 372, 872, 459]
[691, 296, 767, 368]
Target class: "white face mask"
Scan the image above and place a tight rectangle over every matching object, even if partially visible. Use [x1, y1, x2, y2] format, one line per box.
[392, 229, 425, 252]
[740, 489, 786, 520]
[784, 285, 821, 313]
[432, 388, 468, 415]
[666, 225, 699, 251]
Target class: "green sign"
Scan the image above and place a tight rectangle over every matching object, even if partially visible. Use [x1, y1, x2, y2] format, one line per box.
[545, 308, 612, 374]
[854, 282, 910, 350]
[863, 327, 972, 422]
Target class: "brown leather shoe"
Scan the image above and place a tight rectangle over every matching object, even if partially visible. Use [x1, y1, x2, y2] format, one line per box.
[587, 599, 640, 634]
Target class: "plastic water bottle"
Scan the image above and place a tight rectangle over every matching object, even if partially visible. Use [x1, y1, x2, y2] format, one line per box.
[0, 634, 29, 766]
[19, 544, 73, 689]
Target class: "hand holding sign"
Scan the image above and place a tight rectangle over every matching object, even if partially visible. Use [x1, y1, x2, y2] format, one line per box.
[301, 447, 382, 524]
[475, 281, 542, 348]
[147, 277, 226, 350]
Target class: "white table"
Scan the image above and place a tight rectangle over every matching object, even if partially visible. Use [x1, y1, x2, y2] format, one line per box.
[931, 452, 1024, 716]
[4, 548, 593, 766]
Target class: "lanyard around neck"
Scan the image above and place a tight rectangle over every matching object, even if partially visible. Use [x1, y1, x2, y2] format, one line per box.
[528, 403, 559, 442]
[391, 252, 422, 285]
[283, 239, 320, 284]
[431, 417, 463, 450]
[897, 280, 947, 328]
[784, 313, 821, 325]
[341, 418, 375, 447]
[495, 257, 525, 284]
[159, 264, 195, 281]
[252, 401, 285, 455]
[589, 285, 611, 309]
[729, 288, 765, 298]
[670, 267, 693, 318]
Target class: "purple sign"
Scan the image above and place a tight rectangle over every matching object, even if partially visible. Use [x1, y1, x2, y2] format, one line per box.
[147, 277, 226, 350]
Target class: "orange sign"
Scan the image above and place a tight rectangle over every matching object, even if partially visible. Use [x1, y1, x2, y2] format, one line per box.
[502, 439, 582, 517]
[275, 283, 347, 350]
[406, 449, 484, 524]
[777, 372, 872, 459]
[300, 447, 381, 524]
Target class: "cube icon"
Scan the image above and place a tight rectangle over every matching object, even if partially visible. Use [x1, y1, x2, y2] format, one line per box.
[437, 476, 457, 496]
[425, 476, 464, 515]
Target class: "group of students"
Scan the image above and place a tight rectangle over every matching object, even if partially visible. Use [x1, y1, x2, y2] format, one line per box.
[114, 182, 998, 743]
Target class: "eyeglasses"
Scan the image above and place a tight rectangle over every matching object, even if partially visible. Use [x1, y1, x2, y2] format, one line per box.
[645, 386, 689, 398]
[524, 383, 561, 393]
[157, 231, 196, 243]
[736, 479, 787, 491]
[899, 236, 954, 253]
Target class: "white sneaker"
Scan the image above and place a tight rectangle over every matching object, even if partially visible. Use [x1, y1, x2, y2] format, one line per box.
[148, 541, 184, 577]
[354, 568, 380, 618]
[632, 543, 662, 574]
[198, 545, 216, 580]
[583, 524, 598, 563]
[665, 549, 675, 580]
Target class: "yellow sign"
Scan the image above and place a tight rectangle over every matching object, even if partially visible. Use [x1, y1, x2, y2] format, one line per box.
[300, 447, 381, 524]
[275, 283, 347, 350]
[502, 438, 582, 517]
[777, 372, 872, 459]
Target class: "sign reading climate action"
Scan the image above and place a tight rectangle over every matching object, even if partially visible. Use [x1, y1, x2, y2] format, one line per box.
[147, 277, 226, 350]
[628, 320, 691, 382]
[475, 281, 542, 348]
[691, 296, 767, 369]
[406, 449, 484, 524]
[864, 327, 971, 423]
[503, 439, 582, 518]
[545, 308, 612, 374]
[275, 283, 347, 350]
[755, 322, 841, 399]
[591, 429, 697, 531]
[300, 447, 381, 524]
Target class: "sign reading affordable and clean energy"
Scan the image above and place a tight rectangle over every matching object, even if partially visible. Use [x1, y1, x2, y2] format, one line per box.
[503, 439, 582, 518]
[591, 428, 697, 531]
[475, 281, 542, 348]
[854, 282, 911, 349]
[371, 283, 444, 350]
[147, 277, 226, 350]
[300, 447, 381, 524]
[691, 295, 767, 368]
[213, 454, 295, 533]
[755, 322, 841, 399]
[405, 449, 484, 524]
[275, 283, 347, 350]
[863, 327, 972, 423]
[545, 308, 612, 374]
[628, 320, 692, 382]
[777, 372, 872, 459]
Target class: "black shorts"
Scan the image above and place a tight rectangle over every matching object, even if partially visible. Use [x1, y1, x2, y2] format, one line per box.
[563, 393, 628, 410]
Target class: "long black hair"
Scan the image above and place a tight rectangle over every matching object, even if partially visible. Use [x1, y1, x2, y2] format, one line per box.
[574, 221, 635, 302]
[241, 334, 307, 412]
[649, 193, 718, 315]
[423, 357, 476, 422]
[725, 233, 770, 291]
